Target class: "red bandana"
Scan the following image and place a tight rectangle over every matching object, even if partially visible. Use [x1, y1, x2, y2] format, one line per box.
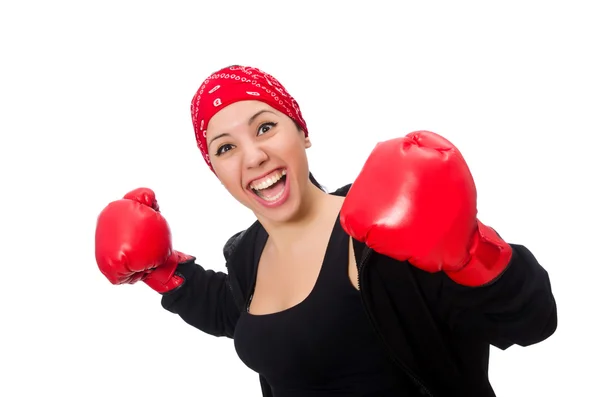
[190, 65, 309, 172]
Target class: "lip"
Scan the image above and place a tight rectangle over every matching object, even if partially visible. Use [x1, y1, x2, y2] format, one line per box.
[245, 167, 286, 190]
[248, 169, 291, 209]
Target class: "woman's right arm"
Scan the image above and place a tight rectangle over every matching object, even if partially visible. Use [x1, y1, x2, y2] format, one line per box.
[160, 257, 241, 339]
[95, 187, 243, 339]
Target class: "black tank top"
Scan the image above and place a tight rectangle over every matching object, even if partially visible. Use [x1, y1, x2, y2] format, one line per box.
[234, 214, 412, 396]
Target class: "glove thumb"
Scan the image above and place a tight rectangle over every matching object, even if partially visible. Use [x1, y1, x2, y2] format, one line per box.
[123, 188, 160, 211]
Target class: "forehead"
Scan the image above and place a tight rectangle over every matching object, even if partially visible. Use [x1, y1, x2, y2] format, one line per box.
[206, 100, 279, 136]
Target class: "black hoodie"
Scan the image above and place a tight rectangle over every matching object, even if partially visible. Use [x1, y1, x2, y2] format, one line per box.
[161, 184, 557, 397]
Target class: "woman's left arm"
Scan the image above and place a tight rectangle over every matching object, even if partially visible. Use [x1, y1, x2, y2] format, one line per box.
[339, 130, 557, 349]
[427, 239, 557, 350]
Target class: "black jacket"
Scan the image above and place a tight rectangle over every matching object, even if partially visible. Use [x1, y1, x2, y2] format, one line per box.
[161, 184, 557, 397]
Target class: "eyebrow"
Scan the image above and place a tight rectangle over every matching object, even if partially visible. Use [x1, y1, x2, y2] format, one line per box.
[208, 109, 277, 148]
[248, 109, 276, 125]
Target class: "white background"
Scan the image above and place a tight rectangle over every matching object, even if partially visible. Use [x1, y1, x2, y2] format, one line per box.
[1, 1, 598, 396]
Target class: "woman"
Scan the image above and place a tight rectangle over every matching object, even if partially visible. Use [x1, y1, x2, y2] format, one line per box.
[95, 65, 557, 396]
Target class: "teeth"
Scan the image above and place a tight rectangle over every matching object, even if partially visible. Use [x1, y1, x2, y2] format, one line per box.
[258, 187, 286, 202]
[250, 169, 286, 190]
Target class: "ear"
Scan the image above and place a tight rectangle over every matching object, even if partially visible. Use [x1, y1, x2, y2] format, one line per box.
[304, 135, 312, 149]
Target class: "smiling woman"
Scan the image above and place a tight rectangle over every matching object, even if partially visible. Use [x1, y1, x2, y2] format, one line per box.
[190, 67, 334, 229]
[204, 101, 318, 224]
[94, 65, 557, 397]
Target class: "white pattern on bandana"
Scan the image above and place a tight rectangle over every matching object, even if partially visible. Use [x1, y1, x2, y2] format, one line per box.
[190, 66, 308, 172]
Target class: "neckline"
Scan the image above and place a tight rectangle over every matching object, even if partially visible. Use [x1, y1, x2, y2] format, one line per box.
[244, 212, 344, 318]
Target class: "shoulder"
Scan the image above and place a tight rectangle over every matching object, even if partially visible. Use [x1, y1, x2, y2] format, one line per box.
[330, 183, 352, 197]
[222, 229, 247, 261]
[222, 220, 265, 262]
[222, 221, 267, 300]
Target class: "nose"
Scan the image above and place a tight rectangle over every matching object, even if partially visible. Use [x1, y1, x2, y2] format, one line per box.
[243, 142, 269, 170]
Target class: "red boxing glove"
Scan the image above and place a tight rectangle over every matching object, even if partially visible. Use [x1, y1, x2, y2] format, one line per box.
[340, 131, 513, 287]
[95, 188, 193, 293]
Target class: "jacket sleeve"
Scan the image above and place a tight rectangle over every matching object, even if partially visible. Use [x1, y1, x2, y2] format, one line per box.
[430, 243, 558, 350]
[160, 233, 245, 339]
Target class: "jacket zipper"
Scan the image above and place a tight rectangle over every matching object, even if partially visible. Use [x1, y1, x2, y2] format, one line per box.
[226, 261, 256, 313]
[357, 248, 434, 397]
[225, 263, 245, 312]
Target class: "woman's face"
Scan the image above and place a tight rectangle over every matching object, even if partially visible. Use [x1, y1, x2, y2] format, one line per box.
[206, 100, 312, 224]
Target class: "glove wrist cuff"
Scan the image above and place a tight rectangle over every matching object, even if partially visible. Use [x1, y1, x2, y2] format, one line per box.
[143, 250, 196, 293]
[446, 220, 513, 287]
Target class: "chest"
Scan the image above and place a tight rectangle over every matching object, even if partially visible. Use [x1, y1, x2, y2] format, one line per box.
[232, 237, 401, 392]
[248, 235, 358, 315]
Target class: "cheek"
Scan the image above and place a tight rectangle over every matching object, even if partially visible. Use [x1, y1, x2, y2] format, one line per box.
[283, 141, 309, 170]
[273, 134, 308, 161]
[213, 163, 250, 202]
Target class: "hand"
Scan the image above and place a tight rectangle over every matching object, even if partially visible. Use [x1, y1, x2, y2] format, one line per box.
[340, 131, 512, 287]
[95, 188, 193, 293]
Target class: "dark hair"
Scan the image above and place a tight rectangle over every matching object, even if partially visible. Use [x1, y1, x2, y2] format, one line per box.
[309, 172, 326, 192]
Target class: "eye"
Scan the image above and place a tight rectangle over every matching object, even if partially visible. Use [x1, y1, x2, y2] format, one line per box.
[257, 122, 277, 135]
[215, 143, 234, 156]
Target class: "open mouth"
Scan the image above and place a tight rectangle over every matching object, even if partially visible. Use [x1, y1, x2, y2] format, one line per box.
[248, 169, 287, 203]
